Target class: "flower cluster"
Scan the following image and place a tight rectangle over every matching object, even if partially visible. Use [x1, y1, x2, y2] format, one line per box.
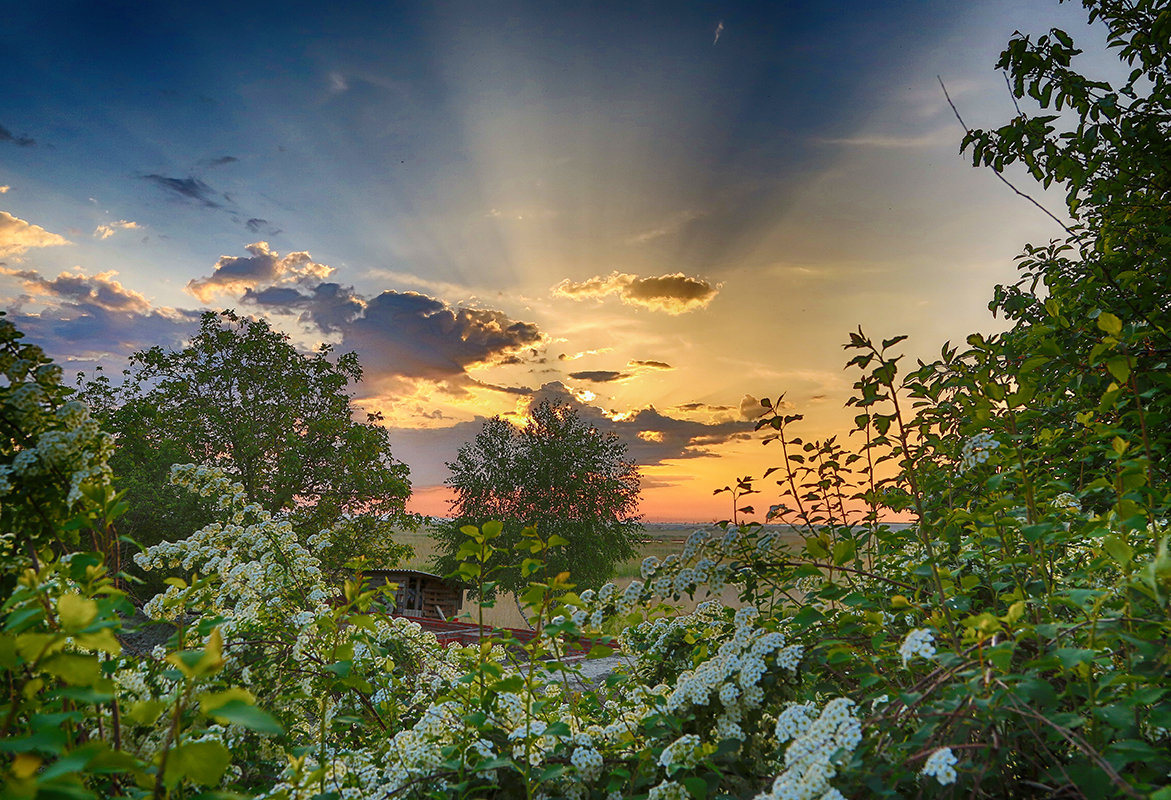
[960, 431, 1000, 471]
[755, 697, 863, 800]
[898, 628, 936, 667]
[921, 747, 959, 785]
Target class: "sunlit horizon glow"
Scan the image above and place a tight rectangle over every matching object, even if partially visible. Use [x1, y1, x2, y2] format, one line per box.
[1, 1, 1104, 521]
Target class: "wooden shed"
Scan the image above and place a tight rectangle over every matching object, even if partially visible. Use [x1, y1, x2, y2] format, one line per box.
[359, 569, 463, 621]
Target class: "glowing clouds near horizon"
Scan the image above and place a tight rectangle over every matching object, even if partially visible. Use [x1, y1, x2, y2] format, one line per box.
[553, 271, 719, 314]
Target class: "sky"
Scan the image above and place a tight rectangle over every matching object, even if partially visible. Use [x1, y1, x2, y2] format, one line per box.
[1, 1, 1107, 521]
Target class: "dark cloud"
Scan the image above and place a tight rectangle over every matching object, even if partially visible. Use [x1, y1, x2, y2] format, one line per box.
[7, 307, 199, 366]
[676, 402, 734, 412]
[142, 174, 223, 208]
[468, 378, 534, 395]
[385, 383, 755, 491]
[569, 370, 626, 383]
[528, 381, 754, 465]
[207, 156, 238, 167]
[629, 359, 672, 370]
[245, 217, 280, 235]
[553, 271, 719, 314]
[243, 281, 365, 334]
[0, 124, 35, 147]
[343, 291, 544, 381]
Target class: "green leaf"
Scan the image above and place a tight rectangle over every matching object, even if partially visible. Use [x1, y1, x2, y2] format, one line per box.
[199, 688, 256, 713]
[1103, 535, 1134, 569]
[208, 700, 283, 736]
[1106, 355, 1131, 384]
[56, 594, 98, 632]
[1096, 312, 1122, 336]
[39, 653, 100, 685]
[125, 699, 168, 727]
[165, 740, 231, 788]
[832, 539, 856, 566]
[1054, 647, 1096, 670]
[682, 776, 709, 799]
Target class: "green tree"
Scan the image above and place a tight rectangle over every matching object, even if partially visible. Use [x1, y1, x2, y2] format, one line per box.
[78, 310, 414, 580]
[433, 400, 643, 595]
[959, 0, 1171, 486]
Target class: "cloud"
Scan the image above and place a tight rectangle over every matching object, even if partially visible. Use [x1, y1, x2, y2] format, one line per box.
[1, 267, 150, 313]
[629, 359, 672, 370]
[740, 394, 770, 420]
[187, 241, 334, 302]
[553, 271, 719, 314]
[627, 209, 706, 245]
[206, 156, 238, 167]
[245, 218, 280, 235]
[385, 382, 756, 490]
[343, 291, 545, 381]
[0, 124, 35, 147]
[558, 347, 612, 361]
[243, 281, 364, 333]
[94, 220, 140, 240]
[528, 382, 753, 465]
[569, 370, 627, 383]
[676, 402, 733, 412]
[191, 241, 548, 391]
[0, 211, 70, 258]
[0, 266, 198, 366]
[142, 174, 223, 208]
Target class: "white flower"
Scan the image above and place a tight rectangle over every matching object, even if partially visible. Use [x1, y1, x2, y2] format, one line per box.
[960, 431, 1000, 471]
[921, 747, 958, 785]
[658, 733, 700, 770]
[899, 628, 936, 666]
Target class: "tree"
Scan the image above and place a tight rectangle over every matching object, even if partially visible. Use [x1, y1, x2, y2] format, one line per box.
[959, 0, 1171, 485]
[78, 310, 414, 578]
[432, 400, 643, 595]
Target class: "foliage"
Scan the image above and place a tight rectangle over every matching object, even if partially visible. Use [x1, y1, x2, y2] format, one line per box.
[3, 2, 1171, 798]
[78, 309, 414, 579]
[433, 400, 643, 595]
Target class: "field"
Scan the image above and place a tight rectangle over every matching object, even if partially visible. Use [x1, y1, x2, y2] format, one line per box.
[391, 522, 803, 628]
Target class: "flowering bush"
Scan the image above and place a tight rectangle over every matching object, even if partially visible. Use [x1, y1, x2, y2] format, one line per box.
[3, 2, 1171, 797]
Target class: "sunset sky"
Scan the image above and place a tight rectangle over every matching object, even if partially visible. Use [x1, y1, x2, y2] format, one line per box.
[2, 1, 1103, 520]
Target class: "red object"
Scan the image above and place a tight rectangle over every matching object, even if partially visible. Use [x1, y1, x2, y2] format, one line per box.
[391, 615, 612, 657]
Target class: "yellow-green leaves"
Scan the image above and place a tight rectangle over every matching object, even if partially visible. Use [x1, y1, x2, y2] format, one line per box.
[200, 690, 283, 736]
[166, 627, 224, 679]
[38, 653, 100, 685]
[163, 740, 231, 788]
[56, 593, 97, 632]
[1096, 311, 1122, 336]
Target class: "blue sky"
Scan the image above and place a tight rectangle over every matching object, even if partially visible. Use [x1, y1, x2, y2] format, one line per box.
[1, 1, 1101, 519]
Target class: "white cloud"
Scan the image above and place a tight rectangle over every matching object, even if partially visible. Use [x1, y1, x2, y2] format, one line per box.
[94, 220, 140, 240]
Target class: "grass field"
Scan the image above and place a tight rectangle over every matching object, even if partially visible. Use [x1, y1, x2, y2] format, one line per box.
[388, 523, 803, 628]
